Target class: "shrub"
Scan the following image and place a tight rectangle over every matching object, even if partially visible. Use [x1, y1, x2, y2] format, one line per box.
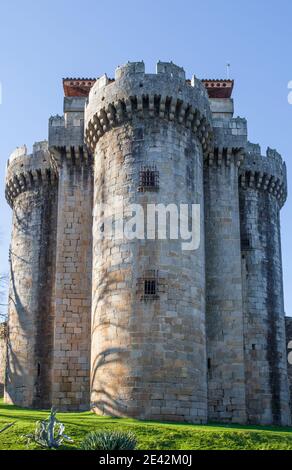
[80, 430, 137, 450]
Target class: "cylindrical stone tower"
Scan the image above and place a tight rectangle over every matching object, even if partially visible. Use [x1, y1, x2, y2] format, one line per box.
[239, 143, 290, 425]
[4, 142, 58, 408]
[85, 61, 213, 423]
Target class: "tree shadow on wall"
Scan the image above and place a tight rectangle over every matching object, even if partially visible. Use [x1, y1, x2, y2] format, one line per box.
[91, 271, 129, 336]
[91, 266, 137, 417]
[91, 347, 130, 418]
[14, 206, 32, 235]
[4, 252, 29, 404]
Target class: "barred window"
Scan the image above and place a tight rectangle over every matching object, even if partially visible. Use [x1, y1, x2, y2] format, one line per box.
[144, 279, 157, 296]
[138, 165, 159, 192]
[138, 270, 160, 301]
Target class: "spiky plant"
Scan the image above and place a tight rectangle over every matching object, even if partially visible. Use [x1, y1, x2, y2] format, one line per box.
[24, 408, 73, 449]
[80, 430, 137, 450]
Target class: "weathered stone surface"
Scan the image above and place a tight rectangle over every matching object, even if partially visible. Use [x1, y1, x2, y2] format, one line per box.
[0, 324, 6, 397]
[240, 144, 290, 426]
[5, 143, 58, 408]
[3, 61, 291, 426]
[205, 155, 247, 424]
[285, 317, 292, 421]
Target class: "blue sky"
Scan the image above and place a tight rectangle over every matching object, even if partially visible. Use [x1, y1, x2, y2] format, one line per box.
[0, 0, 291, 315]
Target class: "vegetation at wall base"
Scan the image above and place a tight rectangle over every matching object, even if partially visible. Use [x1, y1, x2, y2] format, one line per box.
[0, 400, 292, 451]
[80, 430, 137, 450]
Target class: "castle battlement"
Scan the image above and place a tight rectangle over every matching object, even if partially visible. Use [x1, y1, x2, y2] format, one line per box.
[8, 145, 28, 164]
[49, 115, 65, 127]
[49, 114, 85, 152]
[85, 61, 213, 154]
[239, 141, 287, 206]
[5, 140, 57, 207]
[4, 60, 291, 427]
[204, 117, 247, 167]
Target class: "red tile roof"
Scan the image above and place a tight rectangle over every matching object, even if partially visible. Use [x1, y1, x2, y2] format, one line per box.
[201, 80, 234, 99]
[63, 78, 96, 97]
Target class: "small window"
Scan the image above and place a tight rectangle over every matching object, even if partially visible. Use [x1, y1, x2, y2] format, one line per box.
[138, 165, 159, 192]
[208, 358, 211, 370]
[139, 270, 160, 301]
[241, 237, 251, 250]
[37, 362, 41, 377]
[144, 279, 157, 296]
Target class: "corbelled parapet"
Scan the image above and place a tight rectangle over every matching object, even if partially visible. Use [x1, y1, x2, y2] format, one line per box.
[5, 141, 57, 207]
[239, 142, 287, 207]
[203, 75, 247, 169]
[205, 117, 247, 167]
[49, 97, 92, 166]
[85, 61, 213, 154]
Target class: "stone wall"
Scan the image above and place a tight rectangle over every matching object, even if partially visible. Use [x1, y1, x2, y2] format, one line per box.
[239, 144, 290, 425]
[50, 150, 93, 411]
[204, 111, 247, 424]
[5, 143, 58, 408]
[285, 317, 292, 418]
[205, 155, 246, 424]
[0, 323, 7, 397]
[87, 62, 212, 423]
[3, 61, 290, 425]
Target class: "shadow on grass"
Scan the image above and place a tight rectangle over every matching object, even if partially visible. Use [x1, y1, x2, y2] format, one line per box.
[1, 400, 292, 435]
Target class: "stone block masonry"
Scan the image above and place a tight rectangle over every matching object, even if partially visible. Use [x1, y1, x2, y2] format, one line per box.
[3, 61, 291, 426]
[0, 323, 7, 397]
[49, 149, 93, 411]
[285, 317, 292, 421]
[205, 150, 246, 424]
[240, 144, 289, 425]
[5, 143, 58, 408]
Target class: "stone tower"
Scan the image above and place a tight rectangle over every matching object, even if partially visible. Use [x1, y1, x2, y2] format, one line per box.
[3, 61, 291, 426]
[239, 144, 289, 425]
[48, 93, 93, 411]
[203, 82, 247, 424]
[85, 62, 212, 422]
[5, 143, 58, 407]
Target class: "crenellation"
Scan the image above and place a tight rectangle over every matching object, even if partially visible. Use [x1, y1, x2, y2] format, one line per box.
[239, 142, 287, 206]
[115, 61, 145, 79]
[156, 61, 186, 79]
[3, 60, 291, 426]
[5, 141, 58, 207]
[85, 62, 213, 156]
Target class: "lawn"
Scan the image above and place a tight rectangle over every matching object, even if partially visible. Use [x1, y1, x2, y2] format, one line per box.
[1, 399, 292, 450]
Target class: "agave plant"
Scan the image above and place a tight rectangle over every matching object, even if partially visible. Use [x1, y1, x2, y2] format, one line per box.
[80, 430, 137, 450]
[24, 408, 73, 449]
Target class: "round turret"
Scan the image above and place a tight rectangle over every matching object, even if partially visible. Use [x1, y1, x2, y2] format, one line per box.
[239, 142, 290, 425]
[239, 143, 287, 207]
[86, 62, 212, 423]
[85, 61, 213, 155]
[5, 142, 57, 207]
[5, 141, 58, 409]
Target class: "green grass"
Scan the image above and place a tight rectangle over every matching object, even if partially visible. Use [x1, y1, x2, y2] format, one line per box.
[1, 399, 292, 450]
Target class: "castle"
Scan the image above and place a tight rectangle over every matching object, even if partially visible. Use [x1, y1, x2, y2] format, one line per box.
[3, 61, 292, 426]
